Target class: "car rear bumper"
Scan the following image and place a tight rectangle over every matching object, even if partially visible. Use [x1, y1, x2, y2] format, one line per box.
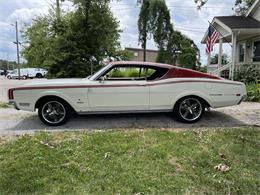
[238, 95, 247, 105]
[8, 100, 20, 110]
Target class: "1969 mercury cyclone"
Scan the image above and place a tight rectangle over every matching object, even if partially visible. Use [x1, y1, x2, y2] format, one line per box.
[8, 61, 247, 126]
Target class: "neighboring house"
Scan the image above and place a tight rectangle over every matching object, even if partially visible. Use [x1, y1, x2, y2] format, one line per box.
[201, 0, 260, 79]
[125, 47, 158, 63]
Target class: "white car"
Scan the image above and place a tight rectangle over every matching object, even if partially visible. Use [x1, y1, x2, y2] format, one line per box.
[0, 69, 4, 75]
[7, 68, 48, 79]
[8, 61, 247, 126]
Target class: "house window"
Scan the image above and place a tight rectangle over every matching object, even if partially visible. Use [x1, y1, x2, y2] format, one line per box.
[134, 52, 138, 57]
[253, 40, 260, 62]
[239, 43, 245, 62]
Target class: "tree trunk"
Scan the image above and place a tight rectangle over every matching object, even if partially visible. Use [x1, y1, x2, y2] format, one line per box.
[143, 38, 146, 62]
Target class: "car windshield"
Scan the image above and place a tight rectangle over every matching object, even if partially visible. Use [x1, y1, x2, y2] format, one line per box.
[89, 64, 111, 80]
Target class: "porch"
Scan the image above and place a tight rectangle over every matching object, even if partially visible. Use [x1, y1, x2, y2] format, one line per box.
[201, 0, 260, 80]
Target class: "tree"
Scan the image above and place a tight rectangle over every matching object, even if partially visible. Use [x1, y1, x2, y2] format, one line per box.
[192, 0, 256, 15]
[138, 0, 151, 62]
[178, 35, 200, 70]
[194, 0, 208, 9]
[0, 59, 17, 70]
[138, 0, 200, 69]
[22, 0, 124, 78]
[210, 53, 229, 65]
[234, 0, 256, 15]
[138, 0, 172, 62]
[47, 0, 121, 78]
[22, 16, 54, 69]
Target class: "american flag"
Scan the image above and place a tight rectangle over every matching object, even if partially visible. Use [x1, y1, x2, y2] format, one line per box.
[206, 26, 220, 54]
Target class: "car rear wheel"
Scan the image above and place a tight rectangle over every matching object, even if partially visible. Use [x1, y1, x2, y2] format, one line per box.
[22, 75, 27, 80]
[174, 97, 204, 123]
[38, 98, 70, 126]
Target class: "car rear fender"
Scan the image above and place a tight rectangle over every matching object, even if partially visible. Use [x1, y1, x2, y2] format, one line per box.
[173, 91, 212, 109]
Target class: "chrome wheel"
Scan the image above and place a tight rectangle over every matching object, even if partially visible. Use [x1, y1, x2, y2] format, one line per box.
[41, 101, 66, 124]
[179, 98, 202, 122]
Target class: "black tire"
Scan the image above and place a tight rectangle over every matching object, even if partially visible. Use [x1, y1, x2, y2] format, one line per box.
[36, 73, 43, 78]
[38, 97, 71, 126]
[7, 75, 11, 79]
[173, 96, 204, 123]
[22, 75, 27, 80]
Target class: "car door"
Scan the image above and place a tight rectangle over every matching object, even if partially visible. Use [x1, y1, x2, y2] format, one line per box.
[87, 66, 149, 112]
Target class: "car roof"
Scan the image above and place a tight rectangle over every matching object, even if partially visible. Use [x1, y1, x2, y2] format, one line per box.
[110, 61, 175, 69]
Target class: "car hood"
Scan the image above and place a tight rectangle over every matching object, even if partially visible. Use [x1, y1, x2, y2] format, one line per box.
[22, 78, 91, 87]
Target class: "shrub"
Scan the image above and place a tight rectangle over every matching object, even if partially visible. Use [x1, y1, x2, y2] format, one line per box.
[110, 69, 125, 77]
[246, 83, 260, 102]
[125, 69, 139, 77]
[234, 64, 260, 84]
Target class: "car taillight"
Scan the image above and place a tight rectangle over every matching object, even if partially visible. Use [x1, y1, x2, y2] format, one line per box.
[8, 89, 14, 99]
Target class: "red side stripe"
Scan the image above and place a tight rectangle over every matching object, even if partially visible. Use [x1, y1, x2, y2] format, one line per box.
[8, 80, 242, 98]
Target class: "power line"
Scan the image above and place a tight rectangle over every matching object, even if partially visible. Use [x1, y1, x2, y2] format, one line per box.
[0, 39, 12, 42]
[175, 28, 205, 33]
[175, 25, 206, 30]
[111, 3, 232, 9]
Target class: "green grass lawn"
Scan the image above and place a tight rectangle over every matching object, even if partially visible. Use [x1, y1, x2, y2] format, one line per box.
[0, 102, 9, 108]
[0, 127, 259, 194]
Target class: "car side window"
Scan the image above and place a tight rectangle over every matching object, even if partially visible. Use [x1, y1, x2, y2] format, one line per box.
[146, 67, 169, 81]
[105, 66, 146, 81]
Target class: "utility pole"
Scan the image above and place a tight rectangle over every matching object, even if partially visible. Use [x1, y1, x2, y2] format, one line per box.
[6, 54, 9, 70]
[56, 0, 61, 20]
[13, 21, 21, 80]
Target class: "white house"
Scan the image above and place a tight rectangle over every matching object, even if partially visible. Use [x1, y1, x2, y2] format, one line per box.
[202, 0, 260, 79]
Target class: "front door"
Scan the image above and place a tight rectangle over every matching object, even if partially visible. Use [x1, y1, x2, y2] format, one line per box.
[88, 66, 149, 111]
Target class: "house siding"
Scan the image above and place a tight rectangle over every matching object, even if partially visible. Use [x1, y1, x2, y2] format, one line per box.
[126, 48, 158, 63]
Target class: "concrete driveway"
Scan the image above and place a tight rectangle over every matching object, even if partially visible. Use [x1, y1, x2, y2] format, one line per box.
[0, 102, 259, 135]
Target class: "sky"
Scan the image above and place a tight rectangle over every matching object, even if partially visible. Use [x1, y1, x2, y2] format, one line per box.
[0, 0, 235, 65]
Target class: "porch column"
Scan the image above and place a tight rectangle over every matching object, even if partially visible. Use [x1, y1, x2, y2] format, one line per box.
[230, 32, 237, 80]
[218, 38, 223, 76]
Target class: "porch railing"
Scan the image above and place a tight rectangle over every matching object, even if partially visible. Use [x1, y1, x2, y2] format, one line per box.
[211, 62, 231, 76]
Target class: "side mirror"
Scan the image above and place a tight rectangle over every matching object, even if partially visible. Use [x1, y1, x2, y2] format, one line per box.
[99, 76, 105, 83]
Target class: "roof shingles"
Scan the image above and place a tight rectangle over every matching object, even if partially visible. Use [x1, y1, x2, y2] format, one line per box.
[215, 16, 260, 29]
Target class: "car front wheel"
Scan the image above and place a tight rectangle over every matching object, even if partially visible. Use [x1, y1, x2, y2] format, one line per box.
[38, 98, 70, 126]
[174, 97, 204, 123]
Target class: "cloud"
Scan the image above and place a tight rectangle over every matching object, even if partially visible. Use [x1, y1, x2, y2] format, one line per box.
[7, 8, 48, 24]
